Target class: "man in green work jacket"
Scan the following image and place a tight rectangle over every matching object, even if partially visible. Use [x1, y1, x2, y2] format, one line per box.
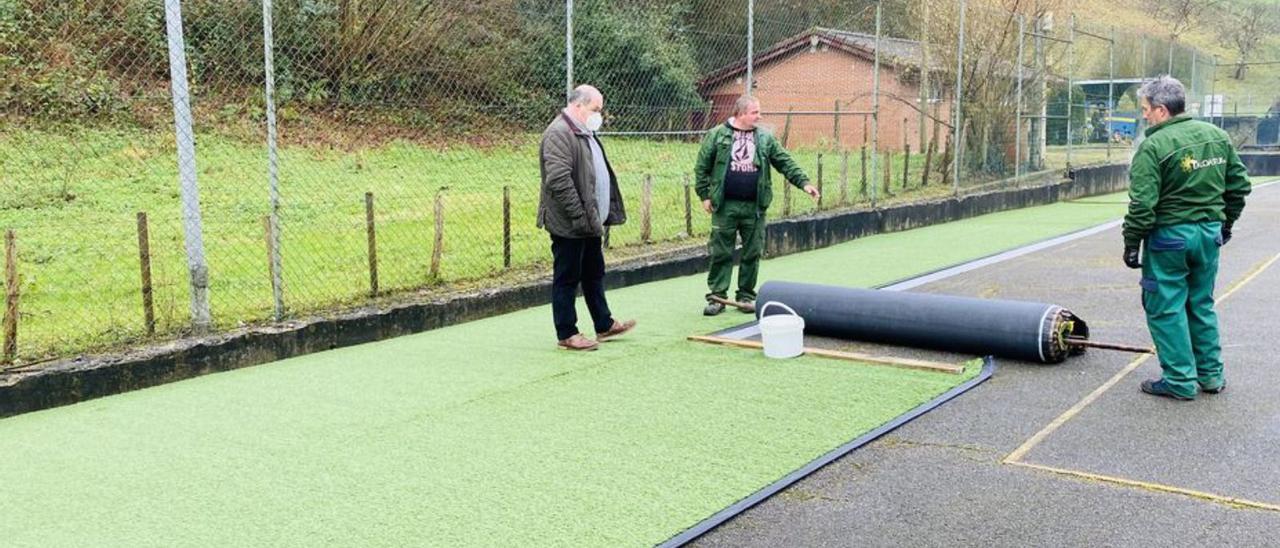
[695, 95, 819, 315]
[1123, 75, 1251, 400]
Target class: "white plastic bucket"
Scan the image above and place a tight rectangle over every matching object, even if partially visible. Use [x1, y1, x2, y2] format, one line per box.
[758, 301, 805, 359]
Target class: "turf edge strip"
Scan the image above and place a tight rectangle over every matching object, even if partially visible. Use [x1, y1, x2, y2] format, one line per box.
[658, 356, 996, 548]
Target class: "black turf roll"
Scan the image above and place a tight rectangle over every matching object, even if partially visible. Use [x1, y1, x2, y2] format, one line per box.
[756, 281, 1088, 363]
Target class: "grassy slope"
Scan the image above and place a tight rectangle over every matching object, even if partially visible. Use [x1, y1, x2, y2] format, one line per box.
[1078, 0, 1280, 114]
[0, 127, 951, 361]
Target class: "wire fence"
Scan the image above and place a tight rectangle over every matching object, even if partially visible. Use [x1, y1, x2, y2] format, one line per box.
[1, 0, 1272, 366]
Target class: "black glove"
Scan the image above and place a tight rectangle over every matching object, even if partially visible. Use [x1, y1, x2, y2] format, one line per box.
[1221, 222, 1233, 246]
[1123, 246, 1142, 269]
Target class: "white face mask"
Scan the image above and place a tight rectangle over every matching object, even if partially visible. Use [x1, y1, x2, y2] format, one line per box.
[586, 112, 603, 131]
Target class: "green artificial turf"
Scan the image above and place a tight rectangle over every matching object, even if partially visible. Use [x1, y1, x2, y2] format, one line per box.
[0, 195, 1129, 547]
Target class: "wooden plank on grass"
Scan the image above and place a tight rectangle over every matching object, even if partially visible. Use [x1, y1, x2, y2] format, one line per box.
[687, 335, 964, 374]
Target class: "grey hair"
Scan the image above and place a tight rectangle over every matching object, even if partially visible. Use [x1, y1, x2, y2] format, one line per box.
[568, 85, 601, 106]
[1138, 75, 1186, 116]
[733, 95, 759, 116]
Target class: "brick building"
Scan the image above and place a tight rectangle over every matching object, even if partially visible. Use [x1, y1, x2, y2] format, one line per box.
[698, 28, 951, 153]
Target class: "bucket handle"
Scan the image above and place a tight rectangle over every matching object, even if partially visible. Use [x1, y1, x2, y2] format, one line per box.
[759, 301, 800, 319]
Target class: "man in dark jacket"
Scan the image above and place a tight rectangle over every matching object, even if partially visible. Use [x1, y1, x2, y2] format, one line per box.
[538, 85, 636, 351]
[695, 95, 818, 315]
[1122, 75, 1251, 400]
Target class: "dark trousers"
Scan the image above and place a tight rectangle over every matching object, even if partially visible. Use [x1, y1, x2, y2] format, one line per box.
[551, 234, 613, 340]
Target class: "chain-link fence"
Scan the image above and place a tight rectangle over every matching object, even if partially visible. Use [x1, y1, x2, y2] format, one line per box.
[1, 0, 1266, 367]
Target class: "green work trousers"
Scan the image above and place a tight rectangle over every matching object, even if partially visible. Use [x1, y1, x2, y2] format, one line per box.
[1141, 222, 1224, 398]
[707, 199, 764, 303]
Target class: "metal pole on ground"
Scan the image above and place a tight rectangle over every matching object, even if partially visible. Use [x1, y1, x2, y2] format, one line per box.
[1015, 14, 1025, 179]
[262, 0, 285, 321]
[164, 0, 212, 333]
[1210, 56, 1219, 127]
[566, 0, 574, 99]
[1066, 14, 1075, 168]
[1140, 35, 1146, 76]
[746, 0, 754, 96]
[871, 1, 882, 204]
[1107, 25, 1114, 162]
[952, 0, 965, 195]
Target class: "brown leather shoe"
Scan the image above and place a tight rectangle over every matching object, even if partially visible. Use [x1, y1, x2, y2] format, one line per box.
[596, 319, 637, 342]
[557, 334, 599, 351]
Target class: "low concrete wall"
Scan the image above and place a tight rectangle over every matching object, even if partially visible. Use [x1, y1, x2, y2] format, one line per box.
[765, 164, 1128, 256]
[0, 164, 1130, 417]
[1240, 152, 1280, 176]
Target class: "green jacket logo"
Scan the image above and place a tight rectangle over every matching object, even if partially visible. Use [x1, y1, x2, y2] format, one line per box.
[1180, 153, 1226, 173]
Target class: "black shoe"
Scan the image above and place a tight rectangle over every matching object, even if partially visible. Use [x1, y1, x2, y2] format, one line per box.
[1140, 379, 1195, 401]
[703, 300, 725, 316]
[1201, 379, 1226, 394]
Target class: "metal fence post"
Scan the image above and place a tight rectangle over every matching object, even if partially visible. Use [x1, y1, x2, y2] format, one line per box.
[952, 0, 965, 194]
[1066, 14, 1075, 168]
[870, 1, 881, 205]
[1140, 35, 1147, 77]
[1107, 25, 1114, 162]
[746, 0, 754, 96]
[1190, 53, 1197, 113]
[1015, 13, 1025, 179]
[163, 0, 212, 332]
[1210, 56, 1219, 126]
[262, 0, 285, 321]
[566, 0, 574, 99]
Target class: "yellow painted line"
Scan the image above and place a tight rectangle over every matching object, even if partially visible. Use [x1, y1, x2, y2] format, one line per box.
[1003, 252, 1280, 465]
[1218, 253, 1280, 302]
[1006, 460, 1280, 513]
[1002, 351, 1152, 463]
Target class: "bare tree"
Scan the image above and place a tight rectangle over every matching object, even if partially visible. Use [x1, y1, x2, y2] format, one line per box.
[1213, 1, 1280, 80]
[910, 0, 1070, 177]
[1153, 0, 1226, 40]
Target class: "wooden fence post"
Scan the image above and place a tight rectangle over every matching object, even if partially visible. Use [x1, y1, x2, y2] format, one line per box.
[641, 175, 652, 244]
[783, 177, 792, 217]
[502, 186, 511, 269]
[815, 153, 824, 210]
[902, 143, 912, 190]
[883, 151, 894, 197]
[839, 150, 850, 206]
[430, 188, 445, 280]
[683, 174, 693, 237]
[922, 139, 935, 187]
[833, 100, 841, 144]
[365, 192, 378, 296]
[136, 213, 155, 336]
[782, 107, 794, 147]
[859, 145, 869, 198]
[3, 230, 19, 365]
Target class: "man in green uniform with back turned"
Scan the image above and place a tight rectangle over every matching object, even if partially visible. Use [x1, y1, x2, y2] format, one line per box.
[695, 95, 819, 315]
[1123, 76, 1251, 400]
